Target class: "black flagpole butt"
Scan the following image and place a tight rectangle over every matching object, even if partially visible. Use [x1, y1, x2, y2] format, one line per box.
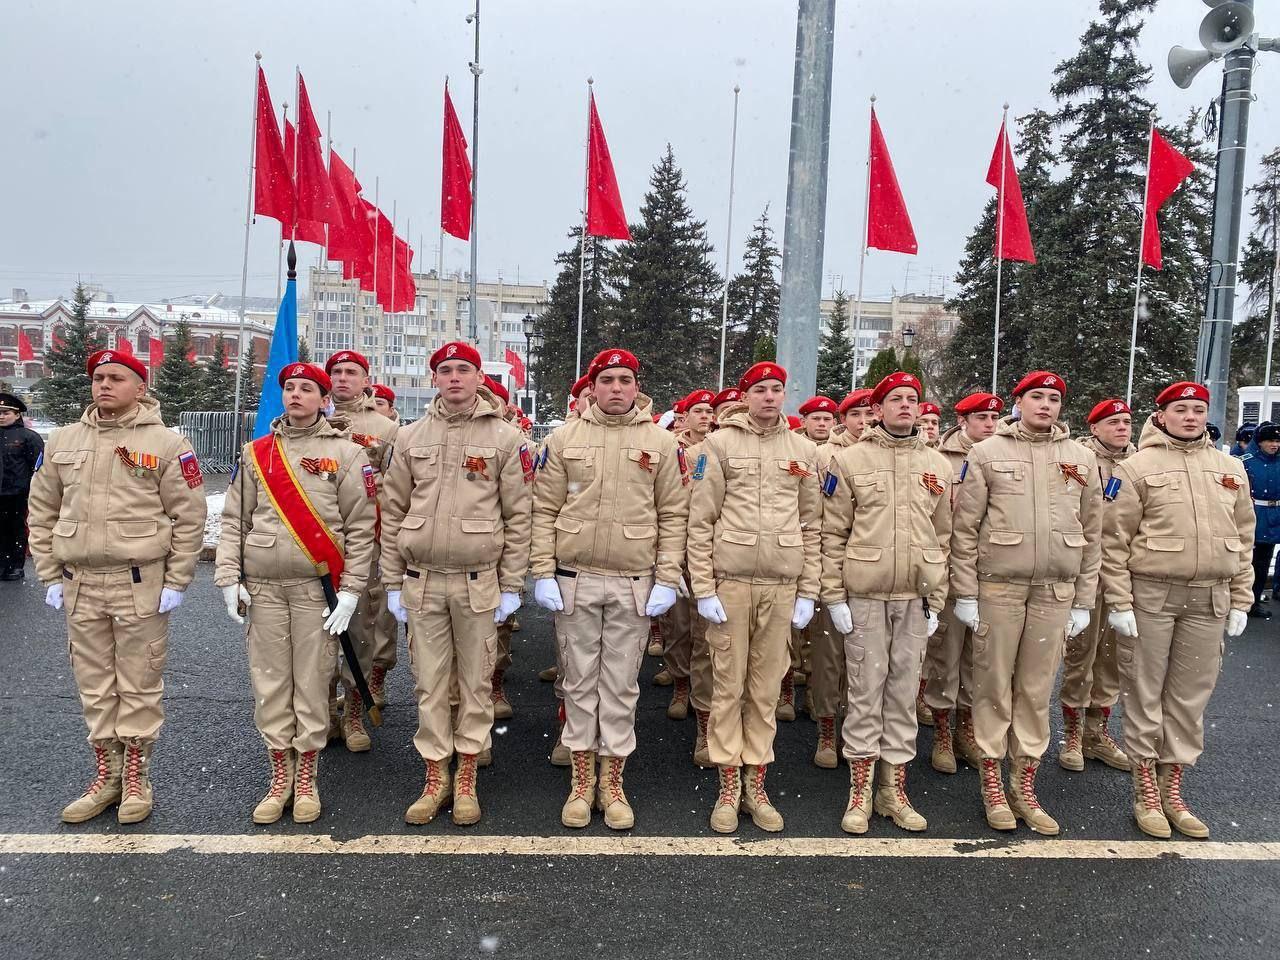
[287, 240, 297, 278]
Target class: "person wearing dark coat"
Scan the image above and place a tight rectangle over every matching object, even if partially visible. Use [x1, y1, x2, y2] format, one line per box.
[1240, 422, 1280, 617]
[1230, 424, 1255, 458]
[0, 393, 44, 581]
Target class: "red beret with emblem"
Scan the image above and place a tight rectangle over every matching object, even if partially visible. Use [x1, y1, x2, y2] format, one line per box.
[87, 348, 148, 383]
[430, 341, 482, 372]
[954, 392, 1004, 416]
[278, 361, 332, 394]
[798, 395, 837, 416]
[711, 388, 742, 409]
[786, 414, 803, 431]
[738, 362, 787, 391]
[683, 388, 715, 409]
[672, 399, 688, 415]
[588, 348, 639, 381]
[870, 372, 922, 406]
[325, 350, 370, 374]
[918, 401, 942, 417]
[1012, 370, 1066, 397]
[370, 383, 396, 405]
[1087, 398, 1130, 424]
[1155, 381, 1209, 407]
[838, 389, 873, 414]
[484, 375, 510, 405]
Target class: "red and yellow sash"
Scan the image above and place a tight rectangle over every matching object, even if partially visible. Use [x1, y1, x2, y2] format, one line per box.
[249, 435, 344, 584]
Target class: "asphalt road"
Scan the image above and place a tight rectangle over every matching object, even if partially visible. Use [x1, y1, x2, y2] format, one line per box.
[1, 560, 1278, 960]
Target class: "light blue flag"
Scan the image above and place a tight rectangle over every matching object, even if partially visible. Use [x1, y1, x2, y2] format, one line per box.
[253, 243, 299, 439]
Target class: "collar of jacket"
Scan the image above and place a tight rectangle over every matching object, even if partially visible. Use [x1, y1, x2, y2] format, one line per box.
[83, 394, 164, 431]
[333, 393, 376, 416]
[716, 403, 785, 437]
[1080, 433, 1135, 463]
[1137, 414, 1211, 453]
[275, 412, 346, 440]
[431, 391, 502, 423]
[580, 393, 653, 427]
[938, 423, 973, 455]
[861, 422, 925, 449]
[997, 416, 1068, 444]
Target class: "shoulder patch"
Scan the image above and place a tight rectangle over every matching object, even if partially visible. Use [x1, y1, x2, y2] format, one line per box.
[361, 462, 377, 498]
[519, 443, 535, 483]
[178, 450, 203, 489]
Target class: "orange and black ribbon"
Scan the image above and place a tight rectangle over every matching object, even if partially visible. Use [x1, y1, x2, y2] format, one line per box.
[350, 433, 374, 448]
[1222, 474, 1240, 491]
[464, 455, 491, 480]
[921, 472, 944, 495]
[787, 460, 813, 478]
[637, 451, 653, 473]
[1059, 462, 1086, 487]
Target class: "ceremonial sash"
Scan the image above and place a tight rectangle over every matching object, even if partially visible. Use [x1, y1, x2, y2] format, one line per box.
[248, 435, 345, 584]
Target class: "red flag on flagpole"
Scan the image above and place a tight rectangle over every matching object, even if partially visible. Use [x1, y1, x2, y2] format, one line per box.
[355, 199, 379, 292]
[392, 235, 417, 313]
[326, 150, 361, 271]
[115, 335, 133, 356]
[372, 206, 396, 311]
[505, 347, 526, 389]
[294, 72, 339, 226]
[986, 120, 1036, 264]
[17, 330, 35, 362]
[149, 339, 165, 369]
[585, 92, 630, 240]
[283, 119, 328, 245]
[1142, 129, 1196, 271]
[441, 82, 473, 241]
[253, 66, 294, 225]
[866, 107, 917, 255]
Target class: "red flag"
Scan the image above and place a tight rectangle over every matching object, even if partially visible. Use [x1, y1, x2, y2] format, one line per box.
[355, 199, 379, 292]
[372, 206, 396, 310]
[17, 329, 35, 362]
[294, 72, 340, 226]
[1141, 128, 1196, 271]
[441, 83, 473, 241]
[326, 150, 361, 271]
[115, 335, 133, 355]
[392, 235, 416, 313]
[985, 120, 1036, 264]
[149, 338, 165, 369]
[282, 119, 327, 245]
[505, 347, 526, 390]
[252, 66, 294, 225]
[585, 92, 630, 240]
[866, 107, 917, 255]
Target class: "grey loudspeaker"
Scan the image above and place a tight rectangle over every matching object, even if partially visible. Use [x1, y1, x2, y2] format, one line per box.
[1168, 45, 1219, 89]
[1198, 2, 1255, 54]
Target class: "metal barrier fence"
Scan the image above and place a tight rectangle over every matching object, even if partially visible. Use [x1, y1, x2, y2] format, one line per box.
[178, 411, 257, 474]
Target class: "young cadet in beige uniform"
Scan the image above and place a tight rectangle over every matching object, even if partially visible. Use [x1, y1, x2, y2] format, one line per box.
[822, 373, 951, 833]
[688, 362, 821, 834]
[917, 402, 942, 447]
[922, 392, 1004, 774]
[217, 362, 376, 824]
[325, 349, 399, 750]
[532, 349, 687, 829]
[1102, 381, 1253, 839]
[379, 342, 532, 826]
[370, 383, 398, 421]
[951, 371, 1102, 835]
[1059, 398, 1135, 773]
[29, 349, 206, 825]
[368, 382, 403, 712]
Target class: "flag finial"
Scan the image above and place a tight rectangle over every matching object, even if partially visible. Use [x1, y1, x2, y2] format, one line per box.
[287, 241, 297, 278]
[870, 94, 877, 104]
[734, 83, 741, 94]
[255, 51, 262, 61]
[1003, 101, 1010, 110]
[588, 76, 594, 85]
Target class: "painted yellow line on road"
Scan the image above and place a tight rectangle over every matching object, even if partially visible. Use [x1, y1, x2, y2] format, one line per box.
[2, 833, 1279, 860]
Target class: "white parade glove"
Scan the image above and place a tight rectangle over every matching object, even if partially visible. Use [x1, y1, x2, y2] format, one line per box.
[697, 595, 728, 625]
[645, 583, 678, 617]
[676, 575, 690, 599]
[792, 597, 815, 630]
[1108, 609, 1138, 638]
[44, 583, 64, 611]
[494, 591, 522, 624]
[158, 587, 184, 614]
[221, 584, 250, 624]
[954, 597, 979, 630]
[827, 600, 854, 636]
[534, 578, 564, 612]
[323, 591, 360, 636]
[1226, 608, 1248, 638]
[1067, 607, 1091, 638]
[927, 612, 940, 637]
[387, 589, 408, 624]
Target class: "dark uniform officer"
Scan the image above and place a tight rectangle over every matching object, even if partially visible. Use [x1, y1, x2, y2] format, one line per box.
[0, 392, 43, 580]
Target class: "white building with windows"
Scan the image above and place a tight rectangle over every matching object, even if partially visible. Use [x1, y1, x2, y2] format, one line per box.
[819, 293, 959, 387]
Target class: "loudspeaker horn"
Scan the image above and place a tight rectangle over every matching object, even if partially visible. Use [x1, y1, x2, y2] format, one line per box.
[1168, 45, 1219, 89]
[1199, 2, 1255, 54]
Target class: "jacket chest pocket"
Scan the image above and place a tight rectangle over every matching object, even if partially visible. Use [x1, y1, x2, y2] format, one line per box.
[625, 448, 661, 484]
[989, 461, 1025, 495]
[462, 445, 498, 482]
[774, 458, 807, 493]
[51, 450, 91, 485]
[562, 446, 595, 485]
[851, 473, 886, 507]
[1143, 472, 1184, 505]
[409, 445, 442, 481]
[724, 456, 758, 481]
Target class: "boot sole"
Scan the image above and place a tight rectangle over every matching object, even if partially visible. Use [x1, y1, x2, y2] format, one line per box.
[1058, 753, 1086, 772]
[117, 806, 152, 825]
[985, 813, 1018, 831]
[493, 705, 514, 720]
[1169, 819, 1209, 839]
[814, 753, 839, 770]
[874, 802, 927, 832]
[744, 808, 784, 832]
[693, 754, 714, 769]
[252, 795, 293, 825]
[710, 812, 739, 834]
[775, 708, 796, 722]
[549, 753, 571, 768]
[1083, 747, 1131, 771]
[61, 799, 120, 824]
[405, 792, 453, 825]
[451, 808, 482, 827]
[343, 738, 372, 753]
[293, 807, 322, 824]
[1011, 810, 1059, 835]
[841, 818, 870, 835]
[1135, 816, 1173, 839]
[931, 751, 957, 775]
[561, 813, 592, 828]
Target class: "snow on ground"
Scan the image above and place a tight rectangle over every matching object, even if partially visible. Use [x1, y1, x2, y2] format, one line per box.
[203, 493, 224, 550]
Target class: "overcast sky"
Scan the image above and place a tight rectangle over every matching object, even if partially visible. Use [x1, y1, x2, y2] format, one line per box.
[3, 0, 1276, 305]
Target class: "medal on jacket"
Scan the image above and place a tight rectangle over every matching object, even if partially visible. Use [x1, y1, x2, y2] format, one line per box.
[519, 443, 535, 484]
[637, 450, 654, 473]
[821, 471, 838, 497]
[1058, 462, 1086, 486]
[676, 446, 690, 486]
[787, 460, 812, 478]
[921, 472, 944, 495]
[1103, 477, 1122, 501]
[301, 457, 340, 480]
[464, 455, 491, 481]
[692, 452, 707, 481]
[1222, 474, 1240, 491]
[361, 463, 377, 498]
[115, 446, 157, 477]
[350, 433, 374, 448]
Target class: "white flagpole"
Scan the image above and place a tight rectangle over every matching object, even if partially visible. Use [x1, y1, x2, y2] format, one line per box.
[992, 103, 1008, 394]
[717, 84, 741, 391]
[851, 95, 874, 391]
[1126, 114, 1156, 405]
[1262, 182, 1279, 423]
[232, 52, 261, 451]
[575, 78, 593, 380]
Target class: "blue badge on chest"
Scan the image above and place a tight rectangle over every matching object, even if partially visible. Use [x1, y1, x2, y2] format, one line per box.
[692, 452, 707, 481]
[822, 471, 838, 497]
[34, 451, 43, 472]
[959, 461, 968, 483]
[1103, 477, 1121, 502]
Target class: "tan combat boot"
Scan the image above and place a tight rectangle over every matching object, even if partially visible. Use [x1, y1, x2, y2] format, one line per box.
[491, 670, 513, 720]
[915, 678, 933, 726]
[814, 716, 839, 769]
[693, 710, 713, 768]
[61, 742, 124, 824]
[741, 764, 784, 832]
[1158, 763, 1209, 838]
[405, 757, 452, 825]
[1059, 705, 1085, 771]
[342, 687, 372, 752]
[1083, 707, 1130, 771]
[709, 766, 742, 833]
[538, 664, 559, 682]
[252, 749, 295, 825]
[652, 667, 673, 687]
[980, 758, 1016, 831]
[930, 709, 956, 774]
[550, 716, 571, 767]
[596, 756, 635, 830]
[117, 739, 154, 824]
[667, 678, 690, 720]
[292, 750, 322, 823]
[647, 620, 664, 657]
[561, 750, 597, 828]
[1131, 758, 1171, 838]
[874, 759, 927, 831]
[840, 757, 876, 834]
[452, 753, 481, 826]
[477, 745, 492, 768]
[792, 668, 807, 686]
[369, 664, 388, 710]
[1007, 758, 1059, 835]
[955, 708, 982, 769]
[775, 674, 797, 722]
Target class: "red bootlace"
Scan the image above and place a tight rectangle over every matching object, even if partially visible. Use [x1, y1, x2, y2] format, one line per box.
[455, 756, 477, 796]
[673, 679, 689, 703]
[86, 746, 112, 795]
[981, 759, 1005, 807]
[571, 753, 593, 800]
[345, 689, 363, 730]
[606, 759, 625, 803]
[696, 711, 709, 737]
[780, 676, 794, 705]
[750, 764, 770, 804]
[1018, 761, 1042, 809]
[933, 710, 952, 749]
[894, 765, 910, 806]
[370, 665, 387, 693]
[295, 752, 317, 796]
[268, 750, 289, 798]
[848, 759, 872, 810]
[1137, 762, 1162, 811]
[490, 673, 508, 705]
[718, 768, 740, 805]
[1164, 764, 1189, 812]
[122, 743, 144, 799]
[818, 717, 836, 751]
[1096, 708, 1123, 750]
[1063, 706, 1083, 751]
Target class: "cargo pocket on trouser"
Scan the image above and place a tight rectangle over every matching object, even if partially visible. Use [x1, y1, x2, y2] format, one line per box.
[556, 572, 579, 617]
[147, 634, 168, 677]
[401, 569, 428, 613]
[466, 568, 500, 614]
[629, 575, 654, 621]
[130, 562, 165, 619]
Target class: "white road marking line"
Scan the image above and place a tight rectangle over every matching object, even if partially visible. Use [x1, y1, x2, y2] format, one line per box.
[1, 833, 1279, 860]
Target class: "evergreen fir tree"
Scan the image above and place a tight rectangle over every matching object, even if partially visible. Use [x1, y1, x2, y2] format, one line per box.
[237, 341, 259, 411]
[152, 319, 202, 424]
[815, 290, 854, 400]
[1230, 147, 1280, 422]
[724, 208, 781, 381]
[297, 337, 313, 363]
[862, 346, 925, 396]
[752, 334, 776, 364]
[198, 336, 236, 410]
[35, 282, 104, 424]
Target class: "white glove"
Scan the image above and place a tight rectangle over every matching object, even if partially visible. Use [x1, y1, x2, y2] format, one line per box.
[44, 583, 64, 611]
[697, 595, 728, 624]
[322, 591, 360, 636]
[828, 600, 853, 636]
[792, 597, 815, 630]
[645, 583, 678, 617]
[1067, 607, 1091, 638]
[954, 598, 979, 630]
[676, 576, 690, 599]
[494, 591, 522, 623]
[221, 583, 250, 624]
[1226, 608, 1248, 638]
[387, 589, 408, 624]
[1108, 609, 1138, 638]
[534, 578, 564, 612]
[158, 587, 184, 614]
[926, 612, 940, 637]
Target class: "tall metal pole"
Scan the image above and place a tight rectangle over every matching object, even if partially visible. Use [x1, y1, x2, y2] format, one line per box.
[776, 0, 836, 412]
[850, 95, 874, 391]
[1262, 183, 1279, 422]
[717, 84, 741, 391]
[991, 104, 1009, 394]
[232, 53, 261, 454]
[575, 79, 593, 380]
[1127, 114, 1156, 406]
[467, 0, 482, 343]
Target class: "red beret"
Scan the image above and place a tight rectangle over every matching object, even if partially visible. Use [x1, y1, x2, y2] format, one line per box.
[954, 392, 1004, 416]
[588, 348, 639, 381]
[87, 348, 147, 383]
[683, 389, 715, 409]
[711, 388, 742, 408]
[838, 389, 873, 414]
[870, 372, 922, 406]
[798, 395, 837, 416]
[370, 383, 396, 405]
[1087, 398, 1130, 424]
[786, 414, 803, 431]
[1155, 381, 1209, 407]
[1012, 370, 1066, 397]
[918, 402, 942, 417]
[484, 376, 510, 405]
[325, 350, 369, 374]
[672, 399, 688, 415]
[430, 341, 482, 371]
[569, 374, 590, 399]
[278, 361, 331, 394]
[738, 362, 787, 391]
